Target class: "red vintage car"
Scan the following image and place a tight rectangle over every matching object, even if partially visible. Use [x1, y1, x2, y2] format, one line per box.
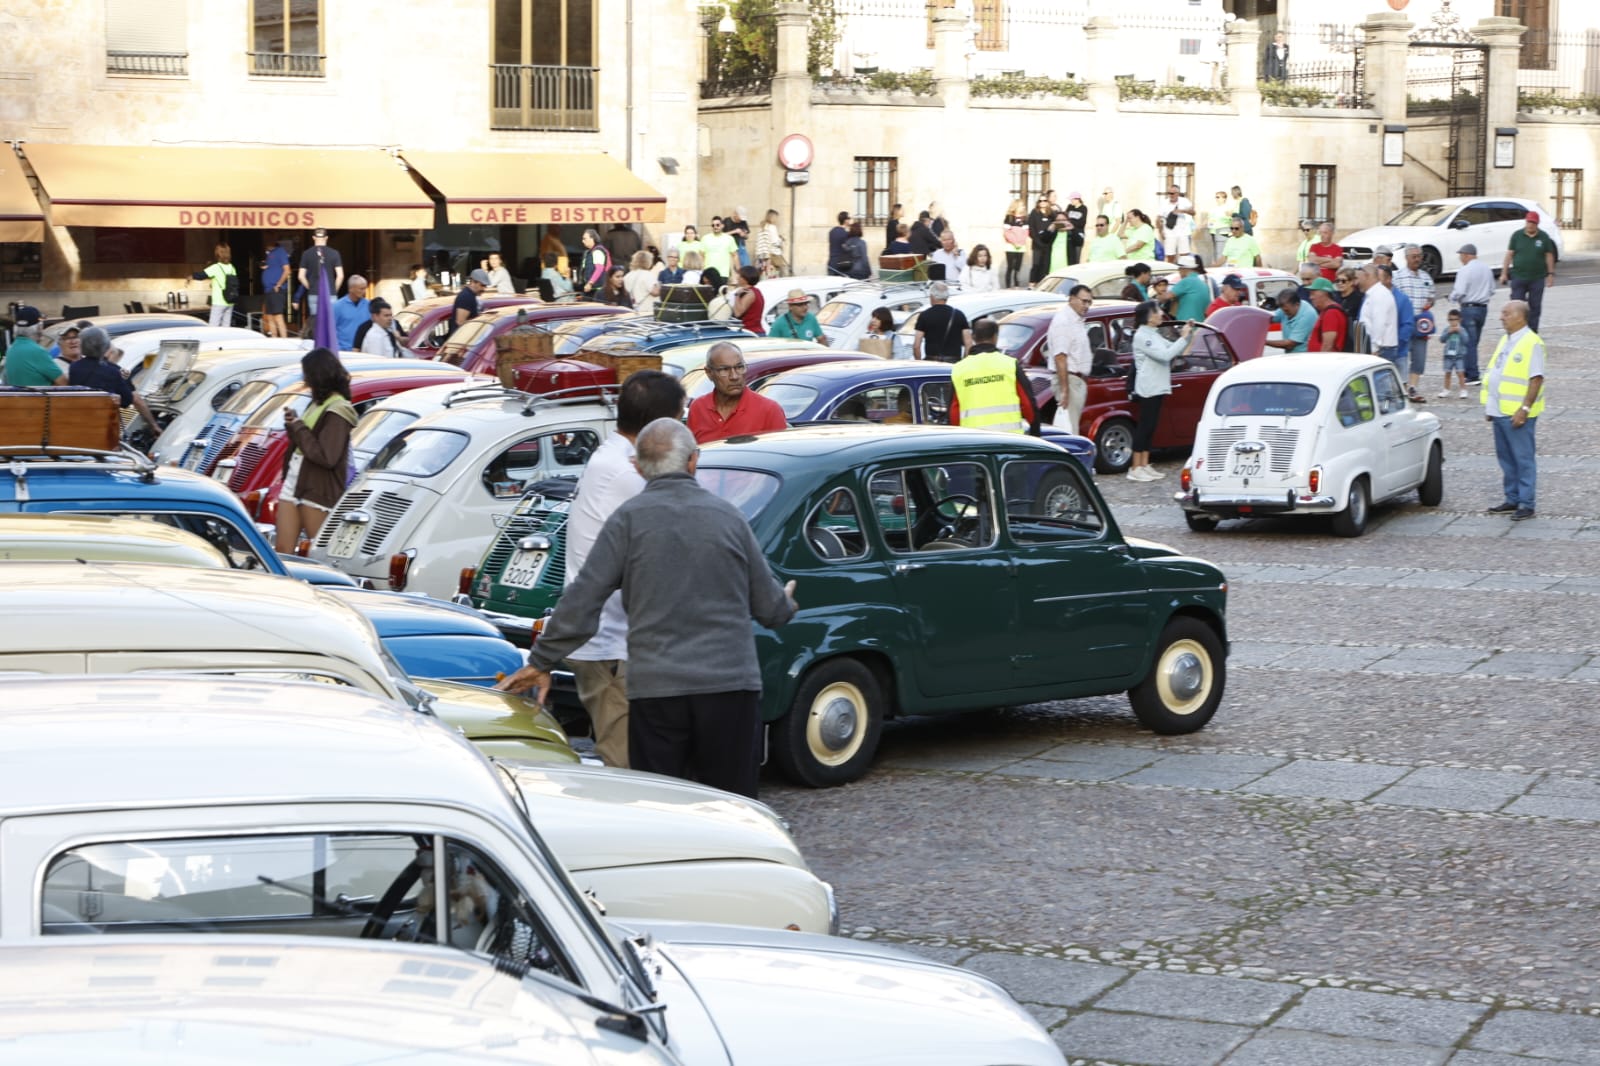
[994, 300, 1270, 473]
[211, 365, 484, 523]
[433, 304, 631, 377]
[397, 294, 543, 358]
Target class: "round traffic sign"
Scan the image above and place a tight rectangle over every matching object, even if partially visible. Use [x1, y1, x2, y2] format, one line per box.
[777, 134, 814, 171]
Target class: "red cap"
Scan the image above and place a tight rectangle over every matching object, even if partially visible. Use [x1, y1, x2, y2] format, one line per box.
[1525, 211, 1540, 222]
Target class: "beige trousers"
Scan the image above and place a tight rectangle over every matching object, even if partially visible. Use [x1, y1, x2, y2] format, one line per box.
[572, 658, 630, 768]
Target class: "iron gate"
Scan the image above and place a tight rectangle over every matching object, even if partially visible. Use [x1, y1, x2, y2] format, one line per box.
[1406, 40, 1488, 198]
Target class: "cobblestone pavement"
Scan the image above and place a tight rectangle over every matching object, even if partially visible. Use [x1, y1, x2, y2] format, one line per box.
[763, 266, 1600, 1065]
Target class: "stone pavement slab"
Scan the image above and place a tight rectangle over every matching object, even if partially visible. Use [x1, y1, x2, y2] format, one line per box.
[1224, 1029, 1449, 1066]
[1094, 970, 1299, 1026]
[1121, 753, 1286, 792]
[1241, 760, 1411, 801]
[1450, 1052, 1590, 1066]
[1469, 652, 1590, 679]
[1399, 767, 1540, 793]
[1468, 1010, 1600, 1064]
[1374, 786, 1515, 812]
[1224, 641, 1299, 668]
[961, 953, 1125, 1007]
[1376, 647, 1490, 673]
[994, 757, 1131, 782]
[1032, 743, 1160, 769]
[1528, 777, 1600, 800]
[1053, 1010, 1252, 1066]
[1272, 987, 1487, 1046]
[1502, 794, 1600, 821]
[876, 749, 1027, 772]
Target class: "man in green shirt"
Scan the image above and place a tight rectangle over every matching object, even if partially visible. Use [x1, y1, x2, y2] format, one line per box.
[1500, 211, 1556, 333]
[0, 306, 66, 387]
[768, 290, 829, 344]
[1214, 219, 1263, 268]
[701, 217, 739, 279]
[1084, 215, 1124, 262]
[1169, 255, 1211, 323]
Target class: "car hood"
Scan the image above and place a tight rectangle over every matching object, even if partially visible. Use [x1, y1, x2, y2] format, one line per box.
[417, 678, 575, 760]
[1205, 304, 1271, 361]
[630, 922, 1062, 1066]
[512, 764, 806, 872]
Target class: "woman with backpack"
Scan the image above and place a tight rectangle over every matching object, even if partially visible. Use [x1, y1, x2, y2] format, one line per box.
[194, 242, 238, 327]
[578, 228, 612, 297]
[844, 220, 872, 281]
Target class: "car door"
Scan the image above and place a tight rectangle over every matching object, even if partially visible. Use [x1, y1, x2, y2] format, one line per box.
[917, 378, 954, 425]
[1152, 328, 1229, 449]
[1001, 457, 1150, 685]
[866, 462, 1016, 698]
[1369, 364, 1420, 496]
[1477, 201, 1529, 260]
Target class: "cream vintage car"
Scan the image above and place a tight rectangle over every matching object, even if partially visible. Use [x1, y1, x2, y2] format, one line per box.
[310, 387, 616, 599]
[1176, 353, 1444, 537]
[0, 675, 1060, 1065]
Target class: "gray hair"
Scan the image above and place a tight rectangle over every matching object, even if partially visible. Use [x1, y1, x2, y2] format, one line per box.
[929, 280, 950, 301]
[79, 325, 111, 361]
[14, 321, 40, 341]
[1298, 263, 1319, 281]
[1400, 244, 1420, 254]
[704, 340, 742, 370]
[634, 417, 700, 479]
[347, 274, 368, 288]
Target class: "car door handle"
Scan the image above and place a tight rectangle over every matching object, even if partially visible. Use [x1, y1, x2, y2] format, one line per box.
[894, 562, 926, 574]
[1383, 421, 1393, 428]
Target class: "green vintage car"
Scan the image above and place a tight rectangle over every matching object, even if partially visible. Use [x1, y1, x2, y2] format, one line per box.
[470, 425, 1229, 787]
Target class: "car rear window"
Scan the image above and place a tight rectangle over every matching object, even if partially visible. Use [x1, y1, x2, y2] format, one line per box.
[758, 382, 819, 419]
[242, 391, 311, 429]
[220, 379, 277, 416]
[997, 321, 1035, 356]
[350, 410, 421, 464]
[817, 302, 860, 327]
[695, 467, 781, 521]
[1213, 382, 1320, 417]
[369, 427, 471, 478]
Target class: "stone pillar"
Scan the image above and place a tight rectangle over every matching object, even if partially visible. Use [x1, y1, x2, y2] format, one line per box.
[1359, 12, 1414, 222]
[774, 0, 809, 80]
[1474, 16, 1526, 196]
[932, 7, 969, 110]
[1081, 16, 1119, 113]
[1226, 18, 1262, 117]
[770, 2, 813, 269]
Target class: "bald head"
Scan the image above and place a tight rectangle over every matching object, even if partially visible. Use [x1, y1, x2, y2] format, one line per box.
[1501, 299, 1530, 332]
[634, 417, 700, 479]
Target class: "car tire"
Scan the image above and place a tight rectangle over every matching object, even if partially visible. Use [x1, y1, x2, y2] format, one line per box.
[1421, 245, 1443, 280]
[1129, 616, 1225, 735]
[1094, 418, 1135, 474]
[1033, 469, 1085, 516]
[1330, 475, 1369, 538]
[1418, 444, 1444, 507]
[1184, 512, 1220, 532]
[771, 658, 884, 788]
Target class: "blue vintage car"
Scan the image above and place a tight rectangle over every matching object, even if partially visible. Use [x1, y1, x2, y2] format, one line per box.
[753, 359, 1097, 470]
[324, 586, 525, 687]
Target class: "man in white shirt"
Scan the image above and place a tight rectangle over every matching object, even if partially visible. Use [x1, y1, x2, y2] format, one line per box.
[1447, 242, 1494, 385]
[929, 230, 966, 285]
[1356, 264, 1398, 363]
[357, 299, 408, 357]
[1162, 184, 1196, 261]
[561, 370, 687, 768]
[1047, 285, 1094, 433]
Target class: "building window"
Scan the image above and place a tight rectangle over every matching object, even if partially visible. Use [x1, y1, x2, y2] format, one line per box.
[975, 0, 1007, 51]
[1158, 163, 1194, 201]
[1497, 0, 1553, 70]
[491, 0, 598, 131]
[854, 158, 897, 227]
[1552, 169, 1582, 229]
[1299, 165, 1336, 224]
[249, 0, 324, 77]
[1008, 160, 1051, 210]
[106, 0, 187, 76]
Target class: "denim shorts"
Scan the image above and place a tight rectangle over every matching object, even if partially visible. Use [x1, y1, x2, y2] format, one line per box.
[1442, 350, 1464, 372]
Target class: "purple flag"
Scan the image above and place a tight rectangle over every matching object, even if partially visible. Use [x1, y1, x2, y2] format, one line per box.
[313, 256, 338, 352]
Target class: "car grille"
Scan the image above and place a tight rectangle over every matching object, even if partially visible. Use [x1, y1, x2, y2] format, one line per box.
[1342, 245, 1374, 261]
[1206, 427, 1246, 469]
[184, 419, 238, 474]
[315, 489, 371, 549]
[484, 503, 570, 590]
[227, 442, 267, 491]
[359, 491, 414, 555]
[1256, 427, 1299, 474]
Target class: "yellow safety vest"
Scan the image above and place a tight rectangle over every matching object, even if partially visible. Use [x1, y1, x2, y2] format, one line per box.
[1480, 330, 1546, 417]
[952, 350, 1025, 433]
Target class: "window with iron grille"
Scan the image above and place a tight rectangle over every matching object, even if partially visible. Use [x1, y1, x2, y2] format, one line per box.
[927, 0, 1006, 51]
[490, 0, 598, 131]
[1299, 165, 1336, 225]
[1552, 168, 1582, 229]
[249, 0, 324, 77]
[1497, 0, 1553, 70]
[855, 158, 897, 227]
[1008, 160, 1051, 210]
[106, 0, 188, 76]
[1158, 163, 1195, 202]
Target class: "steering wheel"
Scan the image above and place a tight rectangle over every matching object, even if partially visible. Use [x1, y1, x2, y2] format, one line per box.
[932, 493, 979, 518]
[360, 860, 425, 941]
[927, 493, 981, 546]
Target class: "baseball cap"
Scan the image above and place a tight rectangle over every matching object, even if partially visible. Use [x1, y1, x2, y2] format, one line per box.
[1307, 278, 1338, 293]
[1458, 243, 1477, 255]
[1525, 211, 1540, 222]
[12, 305, 40, 327]
[786, 288, 810, 304]
[1374, 245, 1394, 257]
[1221, 274, 1247, 291]
[312, 227, 329, 238]
[469, 268, 491, 285]
[58, 319, 90, 337]
[1176, 253, 1200, 269]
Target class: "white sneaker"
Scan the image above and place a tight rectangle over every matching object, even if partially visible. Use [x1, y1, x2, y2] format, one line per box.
[1458, 389, 1469, 399]
[1126, 469, 1148, 481]
[1436, 390, 1450, 398]
[1144, 467, 1167, 478]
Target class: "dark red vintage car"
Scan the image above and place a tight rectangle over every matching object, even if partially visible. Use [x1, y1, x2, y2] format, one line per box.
[993, 301, 1270, 472]
[433, 304, 631, 377]
[396, 294, 543, 358]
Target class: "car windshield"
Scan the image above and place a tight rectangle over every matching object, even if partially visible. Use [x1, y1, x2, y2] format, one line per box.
[242, 391, 311, 429]
[369, 427, 471, 478]
[438, 321, 492, 365]
[1385, 203, 1454, 227]
[1214, 382, 1320, 417]
[997, 322, 1035, 355]
[695, 467, 781, 521]
[757, 382, 819, 419]
[220, 379, 277, 415]
[158, 370, 207, 404]
[350, 410, 421, 463]
[817, 301, 860, 327]
[395, 310, 421, 334]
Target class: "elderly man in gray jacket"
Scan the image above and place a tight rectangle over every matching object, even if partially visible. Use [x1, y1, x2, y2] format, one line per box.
[498, 417, 796, 797]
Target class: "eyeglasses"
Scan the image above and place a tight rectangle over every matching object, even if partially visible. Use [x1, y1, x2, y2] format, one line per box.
[1230, 227, 1243, 232]
[1094, 223, 1107, 229]
[710, 363, 747, 375]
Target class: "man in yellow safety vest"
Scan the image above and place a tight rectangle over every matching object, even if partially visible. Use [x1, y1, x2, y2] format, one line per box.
[947, 319, 1039, 435]
[1481, 299, 1545, 521]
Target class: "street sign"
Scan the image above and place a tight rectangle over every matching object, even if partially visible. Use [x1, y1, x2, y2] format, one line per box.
[784, 170, 810, 186]
[777, 134, 814, 171]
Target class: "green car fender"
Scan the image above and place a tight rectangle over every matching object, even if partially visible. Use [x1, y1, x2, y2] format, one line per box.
[754, 599, 918, 724]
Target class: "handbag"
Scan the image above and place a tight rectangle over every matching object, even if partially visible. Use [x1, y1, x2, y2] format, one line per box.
[1003, 225, 1029, 247]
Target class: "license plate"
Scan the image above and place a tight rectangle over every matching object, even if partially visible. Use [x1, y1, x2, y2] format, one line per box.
[499, 548, 550, 590]
[1231, 454, 1263, 477]
[327, 520, 366, 559]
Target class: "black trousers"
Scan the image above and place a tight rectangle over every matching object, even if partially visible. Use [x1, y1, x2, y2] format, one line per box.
[1029, 243, 1051, 283]
[1004, 250, 1024, 288]
[1132, 393, 1166, 452]
[629, 690, 763, 798]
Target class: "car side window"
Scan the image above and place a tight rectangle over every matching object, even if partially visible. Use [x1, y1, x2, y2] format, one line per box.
[548, 430, 599, 467]
[482, 437, 542, 498]
[805, 488, 869, 561]
[1489, 203, 1529, 224]
[1182, 331, 1232, 373]
[1335, 378, 1376, 427]
[1003, 460, 1104, 543]
[1455, 205, 1494, 227]
[919, 380, 952, 425]
[869, 463, 993, 553]
[1259, 280, 1296, 311]
[833, 385, 913, 425]
[1374, 367, 1407, 414]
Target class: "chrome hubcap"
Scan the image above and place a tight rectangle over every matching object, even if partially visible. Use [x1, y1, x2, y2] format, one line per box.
[817, 696, 858, 751]
[1166, 652, 1205, 701]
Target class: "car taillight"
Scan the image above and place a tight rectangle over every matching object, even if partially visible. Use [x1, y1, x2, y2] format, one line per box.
[1308, 466, 1322, 494]
[458, 568, 476, 596]
[1180, 465, 1192, 492]
[389, 550, 415, 591]
[241, 489, 263, 519]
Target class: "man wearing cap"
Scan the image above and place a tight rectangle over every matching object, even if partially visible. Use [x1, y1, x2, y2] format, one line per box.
[1214, 217, 1263, 269]
[450, 268, 490, 339]
[1448, 243, 1493, 385]
[1306, 222, 1344, 281]
[1266, 289, 1317, 354]
[332, 275, 370, 351]
[1170, 255, 1210, 323]
[1372, 245, 1395, 271]
[52, 320, 88, 372]
[0, 307, 66, 387]
[913, 281, 971, 363]
[1501, 211, 1556, 333]
[1206, 274, 1248, 317]
[1305, 278, 1348, 352]
[297, 228, 343, 339]
[687, 341, 788, 445]
[767, 289, 828, 344]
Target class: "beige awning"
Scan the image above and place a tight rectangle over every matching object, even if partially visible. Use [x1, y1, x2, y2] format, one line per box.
[402, 151, 666, 226]
[23, 144, 434, 229]
[0, 156, 45, 243]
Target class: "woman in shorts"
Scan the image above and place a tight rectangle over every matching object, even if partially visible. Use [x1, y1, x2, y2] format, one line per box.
[275, 348, 358, 553]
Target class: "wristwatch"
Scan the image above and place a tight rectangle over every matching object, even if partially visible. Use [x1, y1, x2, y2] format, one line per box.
[1518, 405, 1531, 413]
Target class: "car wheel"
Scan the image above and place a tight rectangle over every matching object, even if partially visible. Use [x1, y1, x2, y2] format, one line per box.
[1033, 469, 1085, 516]
[1421, 245, 1443, 280]
[1330, 475, 1369, 537]
[771, 658, 884, 788]
[1418, 444, 1444, 507]
[1184, 512, 1220, 532]
[1129, 617, 1225, 734]
[1094, 418, 1135, 474]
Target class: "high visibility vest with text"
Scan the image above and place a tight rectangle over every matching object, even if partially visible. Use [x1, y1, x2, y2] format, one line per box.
[952, 350, 1025, 433]
[1480, 330, 1546, 417]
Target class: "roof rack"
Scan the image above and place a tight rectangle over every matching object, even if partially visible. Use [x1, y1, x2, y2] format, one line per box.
[583, 318, 752, 341]
[0, 443, 160, 496]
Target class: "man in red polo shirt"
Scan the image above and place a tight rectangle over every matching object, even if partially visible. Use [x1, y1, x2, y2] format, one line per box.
[1306, 221, 1344, 282]
[1305, 277, 1348, 352]
[686, 341, 788, 444]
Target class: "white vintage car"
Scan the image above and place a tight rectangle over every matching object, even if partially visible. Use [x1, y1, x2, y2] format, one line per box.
[1338, 196, 1564, 279]
[1176, 353, 1443, 537]
[892, 288, 1067, 358]
[816, 279, 965, 351]
[0, 676, 1060, 1066]
[311, 388, 616, 599]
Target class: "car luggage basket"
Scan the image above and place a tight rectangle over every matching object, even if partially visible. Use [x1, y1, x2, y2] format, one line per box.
[436, 382, 620, 417]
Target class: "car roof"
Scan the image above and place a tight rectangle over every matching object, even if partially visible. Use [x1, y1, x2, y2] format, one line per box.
[1000, 298, 1138, 325]
[1414, 195, 1538, 206]
[0, 675, 511, 821]
[1217, 351, 1390, 385]
[822, 281, 963, 305]
[760, 358, 961, 389]
[0, 514, 229, 567]
[400, 390, 616, 433]
[0, 451, 268, 506]
[698, 423, 1070, 471]
[324, 586, 505, 639]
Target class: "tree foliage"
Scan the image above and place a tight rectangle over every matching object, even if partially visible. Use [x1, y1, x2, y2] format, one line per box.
[706, 0, 842, 81]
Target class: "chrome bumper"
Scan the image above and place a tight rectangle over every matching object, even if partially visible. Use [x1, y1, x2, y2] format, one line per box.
[1177, 489, 1337, 514]
[452, 594, 536, 644]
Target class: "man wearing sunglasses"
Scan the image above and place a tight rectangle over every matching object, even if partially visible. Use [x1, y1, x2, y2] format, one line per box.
[1213, 219, 1263, 269]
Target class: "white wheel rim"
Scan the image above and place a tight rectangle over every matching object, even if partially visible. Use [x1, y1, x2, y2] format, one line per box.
[1155, 638, 1212, 716]
[807, 681, 867, 766]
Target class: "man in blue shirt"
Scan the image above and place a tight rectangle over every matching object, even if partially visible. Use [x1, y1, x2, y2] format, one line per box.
[332, 275, 370, 350]
[262, 238, 291, 338]
[1265, 290, 1318, 353]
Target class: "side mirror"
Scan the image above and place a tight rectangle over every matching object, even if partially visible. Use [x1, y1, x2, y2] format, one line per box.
[1449, 217, 1471, 230]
